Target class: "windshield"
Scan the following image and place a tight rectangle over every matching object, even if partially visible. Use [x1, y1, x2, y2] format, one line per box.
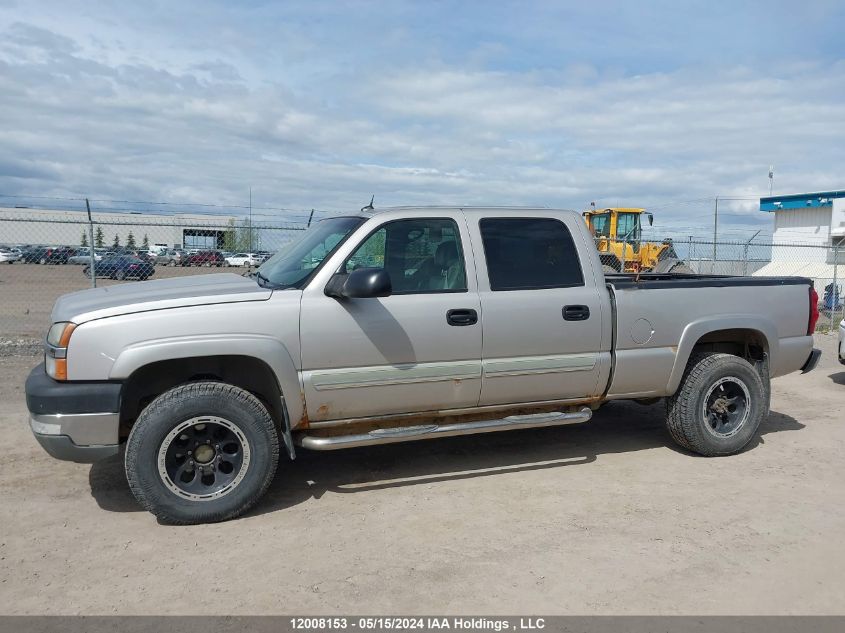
[256, 216, 365, 288]
[589, 213, 610, 238]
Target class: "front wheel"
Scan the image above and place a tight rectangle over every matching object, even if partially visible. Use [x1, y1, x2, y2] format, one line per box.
[125, 382, 280, 524]
[666, 352, 766, 456]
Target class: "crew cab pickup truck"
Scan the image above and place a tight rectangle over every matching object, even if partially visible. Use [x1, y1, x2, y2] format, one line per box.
[25, 207, 822, 524]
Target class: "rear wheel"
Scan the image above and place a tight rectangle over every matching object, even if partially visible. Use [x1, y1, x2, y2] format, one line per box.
[125, 382, 279, 524]
[115, 269, 127, 280]
[666, 352, 766, 456]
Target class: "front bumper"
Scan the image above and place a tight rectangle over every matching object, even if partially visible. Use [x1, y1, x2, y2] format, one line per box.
[800, 348, 822, 373]
[25, 364, 122, 463]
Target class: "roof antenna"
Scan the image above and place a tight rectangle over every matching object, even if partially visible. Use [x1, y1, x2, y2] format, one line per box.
[361, 195, 375, 212]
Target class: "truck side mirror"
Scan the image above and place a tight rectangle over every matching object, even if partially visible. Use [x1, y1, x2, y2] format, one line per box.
[325, 268, 392, 299]
[647, 213, 654, 226]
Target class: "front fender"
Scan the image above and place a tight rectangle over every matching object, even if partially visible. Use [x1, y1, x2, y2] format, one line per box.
[666, 315, 778, 394]
[109, 334, 304, 427]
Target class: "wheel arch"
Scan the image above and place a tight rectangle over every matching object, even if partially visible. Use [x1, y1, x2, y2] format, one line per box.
[666, 317, 777, 394]
[111, 336, 304, 435]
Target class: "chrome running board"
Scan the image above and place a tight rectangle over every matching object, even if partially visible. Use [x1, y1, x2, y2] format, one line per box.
[296, 407, 593, 450]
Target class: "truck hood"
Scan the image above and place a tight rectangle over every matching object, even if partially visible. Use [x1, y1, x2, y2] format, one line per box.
[52, 273, 273, 324]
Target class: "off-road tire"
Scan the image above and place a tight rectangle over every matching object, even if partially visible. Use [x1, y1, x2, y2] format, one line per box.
[125, 382, 280, 524]
[666, 352, 766, 456]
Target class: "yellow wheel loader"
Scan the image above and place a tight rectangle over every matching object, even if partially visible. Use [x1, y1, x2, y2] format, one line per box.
[582, 207, 693, 274]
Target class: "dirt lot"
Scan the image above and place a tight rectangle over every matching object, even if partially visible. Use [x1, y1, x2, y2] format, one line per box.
[0, 334, 843, 615]
[0, 262, 239, 338]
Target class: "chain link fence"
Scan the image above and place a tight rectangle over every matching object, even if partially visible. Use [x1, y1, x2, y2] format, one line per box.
[2, 208, 844, 346]
[593, 235, 844, 331]
[0, 206, 306, 344]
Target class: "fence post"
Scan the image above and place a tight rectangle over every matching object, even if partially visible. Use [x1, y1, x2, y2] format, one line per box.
[85, 198, 96, 289]
[832, 242, 840, 331]
[620, 236, 627, 273]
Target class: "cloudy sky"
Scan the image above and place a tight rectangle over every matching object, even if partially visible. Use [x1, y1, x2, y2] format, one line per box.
[1, 0, 844, 237]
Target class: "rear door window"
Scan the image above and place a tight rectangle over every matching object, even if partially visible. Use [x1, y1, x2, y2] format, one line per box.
[479, 218, 584, 291]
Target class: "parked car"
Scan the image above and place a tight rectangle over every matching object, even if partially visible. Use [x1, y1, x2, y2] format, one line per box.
[21, 245, 74, 264]
[0, 247, 21, 263]
[225, 252, 261, 267]
[839, 319, 844, 365]
[25, 206, 822, 524]
[155, 249, 186, 266]
[67, 248, 107, 265]
[185, 250, 225, 267]
[83, 255, 155, 280]
[20, 246, 45, 263]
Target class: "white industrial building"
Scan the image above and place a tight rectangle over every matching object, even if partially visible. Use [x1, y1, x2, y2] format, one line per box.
[754, 190, 845, 293]
[0, 206, 241, 250]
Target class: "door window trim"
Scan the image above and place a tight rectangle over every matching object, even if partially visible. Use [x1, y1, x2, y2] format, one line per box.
[331, 217, 470, 295]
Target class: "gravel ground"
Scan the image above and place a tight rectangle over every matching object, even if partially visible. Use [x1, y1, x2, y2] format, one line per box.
[0, 262, 246, 338]
[0, 334, 843, 615]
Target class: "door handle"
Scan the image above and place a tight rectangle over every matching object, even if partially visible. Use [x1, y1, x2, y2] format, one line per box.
[562, 305, 590, 321]
[446, 308, 478, 326]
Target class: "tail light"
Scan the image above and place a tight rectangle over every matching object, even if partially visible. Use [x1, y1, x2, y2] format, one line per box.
[808, 285, 820, 335]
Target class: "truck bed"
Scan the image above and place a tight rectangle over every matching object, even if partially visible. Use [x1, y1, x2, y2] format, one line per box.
[602, 272, 814, 400]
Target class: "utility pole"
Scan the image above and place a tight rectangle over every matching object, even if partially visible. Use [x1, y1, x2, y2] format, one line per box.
[768, 165, 774, 196]
[712, 196, 718, 263]
[248, 187, 253, 252]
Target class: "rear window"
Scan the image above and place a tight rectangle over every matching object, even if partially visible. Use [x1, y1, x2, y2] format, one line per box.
[479, 218, 584, 291]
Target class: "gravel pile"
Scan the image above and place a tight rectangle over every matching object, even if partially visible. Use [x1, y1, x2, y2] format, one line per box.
[0, 338, 42, 357]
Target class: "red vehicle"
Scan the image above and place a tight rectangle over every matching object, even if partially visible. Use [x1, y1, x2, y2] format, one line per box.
[185, 250, 225, 267]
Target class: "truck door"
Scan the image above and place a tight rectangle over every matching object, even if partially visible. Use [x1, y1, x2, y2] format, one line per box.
[299, 213, 483, 422]
[468, 213, 611, 406]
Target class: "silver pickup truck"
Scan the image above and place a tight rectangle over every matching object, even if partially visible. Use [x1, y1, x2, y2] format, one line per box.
[25, 207, 822, 524]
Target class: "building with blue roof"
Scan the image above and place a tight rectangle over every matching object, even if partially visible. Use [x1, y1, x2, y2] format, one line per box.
[754, 190, 845, 289]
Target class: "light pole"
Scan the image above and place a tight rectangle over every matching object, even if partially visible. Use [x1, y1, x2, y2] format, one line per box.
[712, 196, 718, 265]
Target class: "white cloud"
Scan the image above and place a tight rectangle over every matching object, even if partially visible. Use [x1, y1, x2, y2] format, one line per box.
[0, 2, 843, 239]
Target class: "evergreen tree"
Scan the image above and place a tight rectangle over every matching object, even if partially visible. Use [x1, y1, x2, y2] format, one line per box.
[126, 231, 136, 249]
[81, 231, 88, 247]
[95, 226, 105, 248]
[142, 233, 150, 249]
[112, 234, 120, 248]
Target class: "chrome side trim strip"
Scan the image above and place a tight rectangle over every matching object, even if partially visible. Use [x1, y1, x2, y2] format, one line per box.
[307, 361, 481, 391]
[297, 407, 593, 450]
[483, 353, 597, 378]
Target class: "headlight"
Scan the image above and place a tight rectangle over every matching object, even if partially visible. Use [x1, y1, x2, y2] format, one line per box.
[45, 322, 76, 380]
[46, 322, 76, 347]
